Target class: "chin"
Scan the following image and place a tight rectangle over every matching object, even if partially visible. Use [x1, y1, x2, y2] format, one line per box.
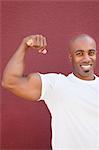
[78, 70, 95, 80]
[73, 66, 95, 80]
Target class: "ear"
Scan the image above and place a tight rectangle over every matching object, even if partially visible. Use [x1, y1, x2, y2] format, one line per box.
[68, 53, 72, 62]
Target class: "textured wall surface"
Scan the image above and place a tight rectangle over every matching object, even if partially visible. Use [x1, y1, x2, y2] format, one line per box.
[1, 1, 99, 149]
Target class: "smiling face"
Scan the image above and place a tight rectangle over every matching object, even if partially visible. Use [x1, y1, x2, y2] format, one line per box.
[69, 34, 96, 80]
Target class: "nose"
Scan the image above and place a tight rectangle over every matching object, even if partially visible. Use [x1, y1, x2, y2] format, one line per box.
[83, 53, 91, 62]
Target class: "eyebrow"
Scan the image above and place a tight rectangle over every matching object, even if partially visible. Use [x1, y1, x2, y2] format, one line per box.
[74, 49, 96, 53]
[88, 49, 96, 51]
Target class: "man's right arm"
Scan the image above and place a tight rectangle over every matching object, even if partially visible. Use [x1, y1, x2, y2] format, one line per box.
[2, 35, 47, 101]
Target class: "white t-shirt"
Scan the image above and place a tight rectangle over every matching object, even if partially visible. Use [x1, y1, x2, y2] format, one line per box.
[39, 73, 99, 150]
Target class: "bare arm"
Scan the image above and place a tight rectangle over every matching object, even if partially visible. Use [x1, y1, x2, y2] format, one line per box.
[2, 35, 47, 101]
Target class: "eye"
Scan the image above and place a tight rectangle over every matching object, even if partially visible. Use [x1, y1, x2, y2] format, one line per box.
[88, 50, 96, 56]
[75, 51, 83, 56]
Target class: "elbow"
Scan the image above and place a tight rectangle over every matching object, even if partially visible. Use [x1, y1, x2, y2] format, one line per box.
[1, 73, 9, 88]
[1, 80, 9, 89]
[1, 77, 6, 88]
[1, 72, 17, 89]
[1, 80, 5, 87]
[1, 78, 13, 89]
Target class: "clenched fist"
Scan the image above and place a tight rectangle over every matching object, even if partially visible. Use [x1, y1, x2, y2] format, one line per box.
[24, 34, 47, 54]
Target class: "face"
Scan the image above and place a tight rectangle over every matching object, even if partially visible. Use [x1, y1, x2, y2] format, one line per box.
[69, 37, 96, 80]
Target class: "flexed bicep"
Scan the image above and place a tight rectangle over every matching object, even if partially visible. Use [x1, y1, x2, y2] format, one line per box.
[7, 73, 42, 101]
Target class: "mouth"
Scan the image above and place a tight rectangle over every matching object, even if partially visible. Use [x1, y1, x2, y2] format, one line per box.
[80, 64, 93, 71]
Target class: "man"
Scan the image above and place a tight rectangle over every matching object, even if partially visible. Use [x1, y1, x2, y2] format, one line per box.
[2, 34, 99, 150]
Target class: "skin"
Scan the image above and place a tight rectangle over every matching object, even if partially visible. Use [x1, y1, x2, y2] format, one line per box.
[2, 34, 97, 101]
[2, 35, 46, 100]
[68, 34, 96, 80]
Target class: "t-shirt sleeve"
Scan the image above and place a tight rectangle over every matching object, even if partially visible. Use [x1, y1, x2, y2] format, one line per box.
[38, 73, 59, 101]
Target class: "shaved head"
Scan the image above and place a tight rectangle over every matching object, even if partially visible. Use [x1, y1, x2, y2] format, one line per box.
[68, 34, 96, 52]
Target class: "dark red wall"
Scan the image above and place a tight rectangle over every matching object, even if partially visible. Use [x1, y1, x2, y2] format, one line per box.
[1, 1, 99, 149]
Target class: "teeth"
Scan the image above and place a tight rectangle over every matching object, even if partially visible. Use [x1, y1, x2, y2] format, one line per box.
[81, 65, 91, 69]
[82, 65, 90, 67]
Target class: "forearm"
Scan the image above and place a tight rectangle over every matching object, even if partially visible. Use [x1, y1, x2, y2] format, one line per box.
[2, 34, 47, 90]
[2, 39, 28, 86]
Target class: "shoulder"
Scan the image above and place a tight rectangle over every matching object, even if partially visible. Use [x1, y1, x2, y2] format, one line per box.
[39, 72, 68, 80]
[95, 74, 99, 81]
[38, 73, 69, 87]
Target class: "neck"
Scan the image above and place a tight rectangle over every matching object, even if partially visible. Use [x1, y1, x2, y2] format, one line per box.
[73, 73, 95, 81]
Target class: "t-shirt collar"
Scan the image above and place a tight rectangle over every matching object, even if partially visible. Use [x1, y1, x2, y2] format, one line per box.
[67, 73, 98, 85]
